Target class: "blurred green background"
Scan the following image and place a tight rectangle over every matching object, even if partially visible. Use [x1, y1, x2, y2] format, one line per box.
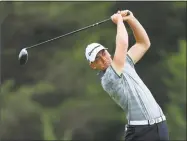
[0, 1, 186, 140]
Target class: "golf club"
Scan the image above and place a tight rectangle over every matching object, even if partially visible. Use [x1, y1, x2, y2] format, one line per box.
[18, 12, 130, 65]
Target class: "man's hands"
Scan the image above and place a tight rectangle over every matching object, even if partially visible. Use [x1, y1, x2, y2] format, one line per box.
[111, 10, 134, 23]
[111, 13, 123, 24]
[118, 10, 134, 22]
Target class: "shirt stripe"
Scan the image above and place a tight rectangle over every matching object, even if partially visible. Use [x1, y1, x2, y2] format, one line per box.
[100, 55, 164, 120]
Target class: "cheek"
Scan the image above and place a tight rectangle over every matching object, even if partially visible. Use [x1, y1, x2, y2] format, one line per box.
[96, 60, 104, 67]
[106, 53, 111, 58]
[98, 61, 103, 66]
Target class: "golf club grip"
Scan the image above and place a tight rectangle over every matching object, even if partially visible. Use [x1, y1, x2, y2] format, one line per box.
[127, 11, 130, 16]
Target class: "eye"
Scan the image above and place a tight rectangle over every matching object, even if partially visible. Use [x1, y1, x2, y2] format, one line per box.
[95, 56, 99, 60]
[102, 50, 105, 55]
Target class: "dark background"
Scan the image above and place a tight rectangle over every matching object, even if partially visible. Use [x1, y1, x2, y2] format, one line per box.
[1, 1, 186, 140]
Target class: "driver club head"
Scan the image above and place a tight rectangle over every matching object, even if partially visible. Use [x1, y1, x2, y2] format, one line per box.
[18, 48, 28, 65]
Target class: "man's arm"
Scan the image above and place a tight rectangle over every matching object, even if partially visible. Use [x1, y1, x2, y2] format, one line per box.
[120, 10, 151, 64]
[111, 13, 129, 76]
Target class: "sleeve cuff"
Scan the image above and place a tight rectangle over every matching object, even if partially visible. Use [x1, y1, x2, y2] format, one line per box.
[110, 64, 122, 78]
[127, 54, 135, 65]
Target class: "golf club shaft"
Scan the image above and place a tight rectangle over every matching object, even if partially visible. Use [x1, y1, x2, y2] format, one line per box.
[25, 18, 111, 50]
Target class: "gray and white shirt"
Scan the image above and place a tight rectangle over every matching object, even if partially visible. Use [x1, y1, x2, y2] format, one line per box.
[100, 55, 164, 121]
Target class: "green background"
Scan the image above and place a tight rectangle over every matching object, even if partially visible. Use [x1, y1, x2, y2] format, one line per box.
[1, 1, 186, 140]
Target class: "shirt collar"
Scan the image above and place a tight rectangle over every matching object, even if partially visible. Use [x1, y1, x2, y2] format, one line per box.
[97, 70, 106, 79]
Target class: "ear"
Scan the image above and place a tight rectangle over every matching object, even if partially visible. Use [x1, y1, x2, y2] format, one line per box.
[89, 62, 96, 69]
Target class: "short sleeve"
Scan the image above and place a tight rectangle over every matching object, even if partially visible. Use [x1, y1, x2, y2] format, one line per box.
[126, 54, 135, 68]
[102, 66, 122, 82]
[101, 65, 123, 96]
[101, 66, 128, 111]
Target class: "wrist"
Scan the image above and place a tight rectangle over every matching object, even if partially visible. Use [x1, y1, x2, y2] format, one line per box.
[126, 16, 136, 24]
[117, 19, 124, 24]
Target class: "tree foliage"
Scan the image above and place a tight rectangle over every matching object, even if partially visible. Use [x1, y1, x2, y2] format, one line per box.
[163, 40, 186, 140]
[1, 1, 186, 140]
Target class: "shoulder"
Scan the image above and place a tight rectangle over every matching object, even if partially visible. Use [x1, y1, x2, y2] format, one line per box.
[126, 54, 135, 68]
[101, 65, 123, 89]
[102, 65, 122, 80]
[100, 66, 123, 94]
[100, 55, 135, 80]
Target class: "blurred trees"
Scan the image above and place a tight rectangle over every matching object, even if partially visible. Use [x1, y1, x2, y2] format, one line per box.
[1, 1, 186, 140]
[163, 40, 186, 140]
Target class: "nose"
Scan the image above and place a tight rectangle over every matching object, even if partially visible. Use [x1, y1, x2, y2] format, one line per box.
[100, 55, 107, 63]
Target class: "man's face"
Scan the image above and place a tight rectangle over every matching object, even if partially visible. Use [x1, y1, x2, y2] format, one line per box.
[90, 49, 112, 71]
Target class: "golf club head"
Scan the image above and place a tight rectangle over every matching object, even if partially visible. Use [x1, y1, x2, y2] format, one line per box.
[18, 48, 28, 65]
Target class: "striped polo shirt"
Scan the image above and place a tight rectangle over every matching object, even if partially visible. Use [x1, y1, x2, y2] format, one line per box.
[99, 55, 164, 121]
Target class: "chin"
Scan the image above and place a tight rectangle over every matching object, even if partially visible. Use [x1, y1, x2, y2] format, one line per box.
[106, 62, 111, 67]
[102, 65, 110, 70]
[101, 62, 111, 70]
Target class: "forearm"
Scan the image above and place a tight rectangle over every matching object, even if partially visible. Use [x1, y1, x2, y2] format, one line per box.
[111, 13, 129, 74]
[116, 21, 128, 48]
[127, 17, 150, 47]
[113, 21, 128, 67]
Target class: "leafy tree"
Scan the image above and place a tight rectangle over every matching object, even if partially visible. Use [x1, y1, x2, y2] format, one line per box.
[1, 1, 186, 140]
[0, 80, 55, 140]
[162, 40, 186, 139]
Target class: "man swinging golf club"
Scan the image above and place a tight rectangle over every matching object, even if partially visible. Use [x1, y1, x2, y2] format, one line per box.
[85, 10, 169, 141]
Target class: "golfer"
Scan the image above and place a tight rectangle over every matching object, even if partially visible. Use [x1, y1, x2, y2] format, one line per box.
[85, 10, 169, 141]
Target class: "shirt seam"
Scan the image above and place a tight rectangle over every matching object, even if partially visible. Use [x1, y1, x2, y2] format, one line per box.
[110, 65, 122, 78]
